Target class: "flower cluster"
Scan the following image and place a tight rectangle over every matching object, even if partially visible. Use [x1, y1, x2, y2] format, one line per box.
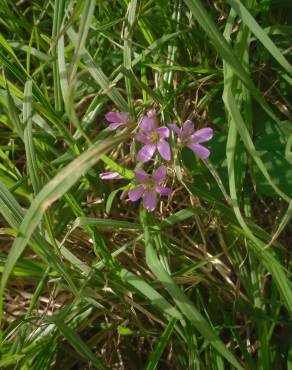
[102, 108, 213, 212]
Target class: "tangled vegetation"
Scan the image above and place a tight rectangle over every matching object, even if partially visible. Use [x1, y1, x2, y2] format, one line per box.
[0, 0, 291, 369]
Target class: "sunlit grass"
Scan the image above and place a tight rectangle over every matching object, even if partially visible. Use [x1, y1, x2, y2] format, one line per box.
[0, 0, 291, 369]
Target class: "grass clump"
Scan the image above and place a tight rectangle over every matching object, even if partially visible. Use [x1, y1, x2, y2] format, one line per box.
[0, 0, 291, 369]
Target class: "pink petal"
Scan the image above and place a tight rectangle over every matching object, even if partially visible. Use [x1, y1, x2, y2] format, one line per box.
[153, 165, 167, 183]
[108, 122, 126, 130]
[143, 190, 157, 212]
[137, 143, 156, 163]
[157, 139, 171, 161]
[105, 111, 129, 124]
[168, 123, 181, 136]
[117, 112, 129, 124]
[190, 128, 213, 143]
[155, 185, 172, 196]
[105, 112, 120, 123]
[139, 116, 156, 132]
[134, 168, 148, 183]
[128, 185, 145, 201]
[147, 109, 156, 118]
[187, 143, 210, 159]
[183, 120, 195, 135]
[134, 134, 150, 143]
[157, 127, 169, 139]
[99, 171, 123, 180]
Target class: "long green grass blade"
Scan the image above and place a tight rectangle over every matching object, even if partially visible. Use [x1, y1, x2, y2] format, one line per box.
[48, 316, 108, 370]
[0, 132, 129, 323]
[69, 0, 96, 81]
[23, 79, 41, 194]
[141, 210, 244, 370]
[226, 0, 292, 75]
[183, 0, 279, 121]
[145, 318, 177, 370]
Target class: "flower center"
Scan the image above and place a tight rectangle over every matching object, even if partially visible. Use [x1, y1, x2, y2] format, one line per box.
[150, 132, 160, 143]
[179, 133, 190, 145]
[145, 179, 154, 190]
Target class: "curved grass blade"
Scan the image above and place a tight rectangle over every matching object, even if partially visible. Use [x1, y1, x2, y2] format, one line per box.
[264, 200, 292, 249]
[0, 180, 78, 297]
[226, 0, 291, 75]
[140, 210, 244, 370]
[223, 88, 290, 203]
[160, 208, 202, 229]
[66, 28, 129, 112]
[48, 316, 108, 370]
[120, 269, 182, 320]
[0, 132, 130, 323]
[182, 0, 279, 122]
[225, 99, 292, 315]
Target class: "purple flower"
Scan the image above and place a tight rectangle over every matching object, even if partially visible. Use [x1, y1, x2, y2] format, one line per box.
[128, 166, 171, 212]
[169, 120, 213, 159]
[105, 111, 129, 130]
[135, 110, 171, 163]
[99, 171, 123, 180]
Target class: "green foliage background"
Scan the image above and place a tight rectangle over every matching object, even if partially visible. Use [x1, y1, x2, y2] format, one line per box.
[0, 0, 291, 369]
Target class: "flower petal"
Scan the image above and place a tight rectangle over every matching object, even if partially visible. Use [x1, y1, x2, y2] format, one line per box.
[147, 109, 156, 118]
[143, 190, 157, 212]
[108, 122, 126, 130]
[134, 168, 148, 183]
[105, 111, 120, 123]
[128, 185, 145, 201]
[139, 116, 156, 132]
[134, 134, 150, 143]
[187, 143, 210, 159]
[117, 112, 129, 124]
[190, 128, 213, 143]
[157, 139, 171, 161]
[137, 143, 156, 163]
[155, 185, 172, 196]
[105, 111, 129, 124]
[157, 126, 169, 138]
[183, 120, 195, 135]
[153, 165, 167, 183]
[168, 123, 181, 136]
[99, 171, 123, 180]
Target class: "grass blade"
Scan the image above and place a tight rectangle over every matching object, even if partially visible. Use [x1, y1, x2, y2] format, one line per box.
[141, 209, 244, 370]
[23, 79, 41, 194]
[226, 0, 291, 75]
[48, 316, 108, 370]
[183, 0, 279, 122]
[145, 318, 177, 370]
[69, 0, 96, 81]
[67, 28, 129, 112]
[0, 132, 129, 323]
